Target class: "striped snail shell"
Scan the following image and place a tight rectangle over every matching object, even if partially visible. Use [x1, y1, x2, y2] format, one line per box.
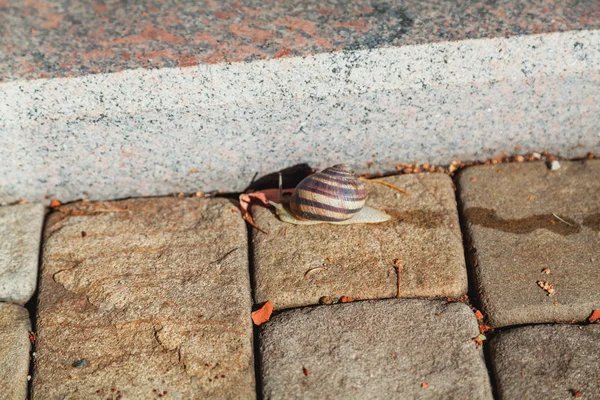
[289, 164, 367, 222]
[269, 164, 391, 225]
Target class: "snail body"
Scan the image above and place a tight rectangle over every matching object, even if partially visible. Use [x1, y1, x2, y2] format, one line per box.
[269, 164, 391, 225]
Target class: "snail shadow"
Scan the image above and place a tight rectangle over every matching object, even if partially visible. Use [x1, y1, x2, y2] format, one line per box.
[464, 207, 582, 236]
[244, 163, 314, 192]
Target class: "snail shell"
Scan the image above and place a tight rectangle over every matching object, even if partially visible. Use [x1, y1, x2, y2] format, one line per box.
[269, 164, 391, 225]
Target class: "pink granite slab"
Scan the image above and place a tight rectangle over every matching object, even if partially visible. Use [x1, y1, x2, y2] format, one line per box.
[1, 0, 599, 81]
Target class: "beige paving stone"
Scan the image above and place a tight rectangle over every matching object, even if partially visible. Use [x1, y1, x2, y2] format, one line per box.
[252, 173, 467, 310]
[0, 203, 45, 304]
[491, 324, 600, 399]
[260, 299, 493, 399]
[32, 198, 255, 399]
[0, 303, 31, 400]
[458, 160, 600, 327]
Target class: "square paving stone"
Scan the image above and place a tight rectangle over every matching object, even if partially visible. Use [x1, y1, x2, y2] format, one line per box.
[0, 303, 31, 400]
[259, 299, 493, 399]
[458, 161, 600, 327]
[0, 203, 45, 304]
[491, 324, 600, 399]
[32, 198, 255, 399]
[252, 173, 467, 310]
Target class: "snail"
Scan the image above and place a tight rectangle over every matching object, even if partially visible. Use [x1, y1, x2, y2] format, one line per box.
[268, 164, 392, 225]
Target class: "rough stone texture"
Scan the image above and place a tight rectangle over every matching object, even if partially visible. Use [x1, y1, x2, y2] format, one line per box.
[0, 303, 31, 400]
[252, 173, 466, 310]
[491, 324, 600, 399]
[0, 203, 45, 304]
[1, 0, 599, 82]
[458, 160, 600, 328]
[32, 198, 255, 399]
[260, 299, 493, 399]
[1, 29, 599, 205]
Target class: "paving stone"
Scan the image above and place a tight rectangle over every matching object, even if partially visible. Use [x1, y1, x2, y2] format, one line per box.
[0, 203, 45, 304]
[259, 299, 493, 399]
[458, 160, 600, 327]
[491, 324, 600, 399]
[0, 303, 32, 400]
[252, 173, 467, 310]
[32, 198, 255, 399]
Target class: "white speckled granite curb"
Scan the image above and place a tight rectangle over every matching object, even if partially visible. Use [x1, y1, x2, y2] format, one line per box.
[1, 29, 599, 204]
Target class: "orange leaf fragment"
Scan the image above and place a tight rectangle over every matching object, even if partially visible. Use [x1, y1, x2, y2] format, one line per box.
[28, 331, 36, 343]
[479, 324, 492, 334]
[50, 199, 61, 208]
[421, 383, 429, 389]
[572, 389, 582, 398]
[302, 367, 309, 376]
[474, 309, 484, 320]
[589, 310, 600, 323]
[251, 301, 273, 326]
[339, 296, 354, 303]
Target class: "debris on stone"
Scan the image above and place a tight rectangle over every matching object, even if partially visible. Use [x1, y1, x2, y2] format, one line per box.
[549, 160, 561, 171]
[571, 389, 582, 398]
[421, 383, 430, 389]
[552, 213, 574, 226]
[302, 367, 309, 376]
[537, 281, 555, 296]
[588, 310, 600, 324]
[473, 334, 487, 348]
[319, 296, 333, 305]
[49, 199, 61, 208]
[339, 296, 354, 303]
[252, 300, 274, 325]
[473, 309, 484, 320]
[28, 331, 36, 343]
[72, 359, 89, 368]
[479, 324, 492, 334]
[541, 268, 551, 274]
[304, 266, 327, 279]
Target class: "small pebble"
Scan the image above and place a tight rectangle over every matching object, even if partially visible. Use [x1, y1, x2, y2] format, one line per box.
[549, 160, 561, 171]
[72, 359, 89, 368]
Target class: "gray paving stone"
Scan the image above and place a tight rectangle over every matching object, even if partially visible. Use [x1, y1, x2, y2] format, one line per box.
[491, 324, 600, 400]
[0, 203, 45, 304]
[458, 160, 600, 327]
[252, 173, 467, 310]
[259, 299, 492, 400]
[0, 303, 31, 400]
[32, 198, 255, 399]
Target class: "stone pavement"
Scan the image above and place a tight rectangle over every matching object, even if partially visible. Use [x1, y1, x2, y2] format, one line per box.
[252, 173, 467, 310]
[0, 160, 598, 398]
[458, 160, 600, 327]
[0, 203, 45, 304]
[260, 299, 492, 399]
[32, 198, 254, 399]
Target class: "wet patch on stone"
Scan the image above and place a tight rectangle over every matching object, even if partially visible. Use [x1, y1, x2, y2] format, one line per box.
[464, 207, 581, 236]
